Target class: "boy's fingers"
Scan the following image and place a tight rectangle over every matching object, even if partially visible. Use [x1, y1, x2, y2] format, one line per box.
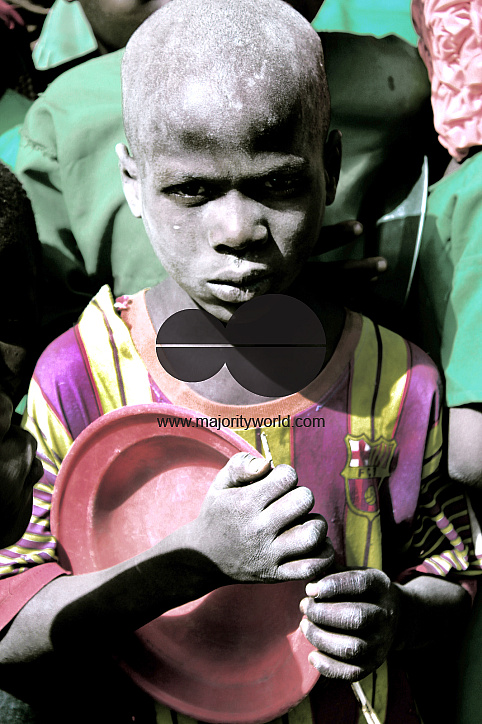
[300, 618, 368, 663]
[305, 568, 388, 600]
[271, 512, 327, 553]
[300, 600, 381, 630]
[210, 452, 271, 490]
[277, 548, 334, 582]
[313, 219, 363, 254]
[341, 256, 387, 274]
[306, 648, 365, 682]
[254, 464, 301, 508]
[261, 486, 315, 531]
[211, 457, 300, 507]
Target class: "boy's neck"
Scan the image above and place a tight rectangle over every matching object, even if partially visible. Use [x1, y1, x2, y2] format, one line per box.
[146, 268, 345, 405]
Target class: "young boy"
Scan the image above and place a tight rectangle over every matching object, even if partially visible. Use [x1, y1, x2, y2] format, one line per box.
[0, 1, 478, 722]
[14, 0, 332, 347]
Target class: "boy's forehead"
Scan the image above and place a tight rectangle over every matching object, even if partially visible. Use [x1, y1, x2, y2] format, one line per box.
[140, 72, 310, 159]
[122, 0, 329, 163]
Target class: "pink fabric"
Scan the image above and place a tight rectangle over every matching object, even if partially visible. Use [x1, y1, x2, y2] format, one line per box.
[412, 0, 482, 161]
[0, 563, 68, 632]
[0, 0, 23, 29]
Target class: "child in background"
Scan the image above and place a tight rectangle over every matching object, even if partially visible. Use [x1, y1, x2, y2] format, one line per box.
[409, 2, 482, 721]
[0, 2, 478, 722]
[0, 162, 43, 548]
[34, 0, 322, 82]
[411, 0, 482, 494]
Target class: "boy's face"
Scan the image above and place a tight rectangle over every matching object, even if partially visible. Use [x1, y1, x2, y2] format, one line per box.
[119, 78, 338, 322]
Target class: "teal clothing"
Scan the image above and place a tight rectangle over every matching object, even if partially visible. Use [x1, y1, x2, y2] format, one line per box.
[34, 0, 418, 71]
[16, 50, 166, 340]
[416, 152, 482, 408]
[32, 0, 97, 70]
[0, 90, 32, 169]
[321, 32, 429, 231]
[313, 0, 418, 46]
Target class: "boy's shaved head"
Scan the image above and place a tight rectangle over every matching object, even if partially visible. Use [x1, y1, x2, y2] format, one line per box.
[122, 0, 330, 163]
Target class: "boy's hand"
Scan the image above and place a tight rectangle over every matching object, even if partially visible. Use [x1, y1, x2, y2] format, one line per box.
[299, 568, 400, 681]
[194, 452, 334, 584]
[0, 391, 43, 547]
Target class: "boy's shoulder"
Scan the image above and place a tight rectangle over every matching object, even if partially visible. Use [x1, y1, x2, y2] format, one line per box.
[33, 287, 131, 397]
[30, 287, 153, 435]
[355, 313, 441, 393]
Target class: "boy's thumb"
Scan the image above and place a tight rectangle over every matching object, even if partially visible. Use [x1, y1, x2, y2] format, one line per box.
[211, 452, 270, 490]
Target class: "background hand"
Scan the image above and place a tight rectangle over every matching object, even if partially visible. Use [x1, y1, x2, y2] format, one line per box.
[194, 452, 334, 584]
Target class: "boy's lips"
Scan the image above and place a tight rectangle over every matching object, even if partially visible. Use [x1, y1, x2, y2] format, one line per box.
[206, 271, 272, 304]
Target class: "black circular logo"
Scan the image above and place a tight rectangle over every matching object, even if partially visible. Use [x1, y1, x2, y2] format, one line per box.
[156, 294, 326, 396]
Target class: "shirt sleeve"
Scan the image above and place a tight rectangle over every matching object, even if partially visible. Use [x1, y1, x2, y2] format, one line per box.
[398, 396, 482, 581]
[0, 337, 79, 630]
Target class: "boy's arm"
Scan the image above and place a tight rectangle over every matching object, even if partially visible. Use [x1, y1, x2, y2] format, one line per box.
[300, 353, 476, 682]
[0, 454, 333, 678]
[299, 568, 469, 680]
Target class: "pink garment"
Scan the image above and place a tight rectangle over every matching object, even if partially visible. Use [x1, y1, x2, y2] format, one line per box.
[0, 0, 23, 29]
[412, 0, 482, 160]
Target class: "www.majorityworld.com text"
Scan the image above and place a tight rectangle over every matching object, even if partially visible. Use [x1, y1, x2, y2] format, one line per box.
[157, 415, 325, 431]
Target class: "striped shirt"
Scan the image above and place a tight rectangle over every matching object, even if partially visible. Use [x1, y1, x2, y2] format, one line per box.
[2, 285, 481, 724]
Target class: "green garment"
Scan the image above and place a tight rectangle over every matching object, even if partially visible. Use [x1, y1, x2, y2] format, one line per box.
[32, 0, 97, 70]
[15, 50, 166, 341]
[313, 0, 418, 46]
[0, 90, 32, 169]
[416, 152, 482, 408]
[321, 32, 429, 231]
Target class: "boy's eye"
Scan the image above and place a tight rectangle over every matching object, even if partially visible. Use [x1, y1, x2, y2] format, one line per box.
[262, 174, 305, 196]
[167, 182, 211, 203]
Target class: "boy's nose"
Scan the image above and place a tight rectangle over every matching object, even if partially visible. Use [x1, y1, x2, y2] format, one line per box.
[207, 190, 268, 251]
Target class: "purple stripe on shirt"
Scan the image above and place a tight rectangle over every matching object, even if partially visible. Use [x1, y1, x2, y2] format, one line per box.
[33, 327, 103, 439]
[34, 450, 55, 468]
[33, 488, 52, 504]
[26, 522, 50, 536]
[32, 505, 51, 519]
[15, 538, 53, 551]
[0, 549, 21, 559]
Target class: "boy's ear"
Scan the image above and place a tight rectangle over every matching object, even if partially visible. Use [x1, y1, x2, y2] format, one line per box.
[324, 129, 342, 207]
[116, 143, 142, 218]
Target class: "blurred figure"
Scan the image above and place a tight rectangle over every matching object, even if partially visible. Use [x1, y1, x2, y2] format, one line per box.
[0, 161, 43, 548]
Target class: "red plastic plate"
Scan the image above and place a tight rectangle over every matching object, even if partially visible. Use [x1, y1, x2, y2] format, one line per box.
[51, 404, 318, 723]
